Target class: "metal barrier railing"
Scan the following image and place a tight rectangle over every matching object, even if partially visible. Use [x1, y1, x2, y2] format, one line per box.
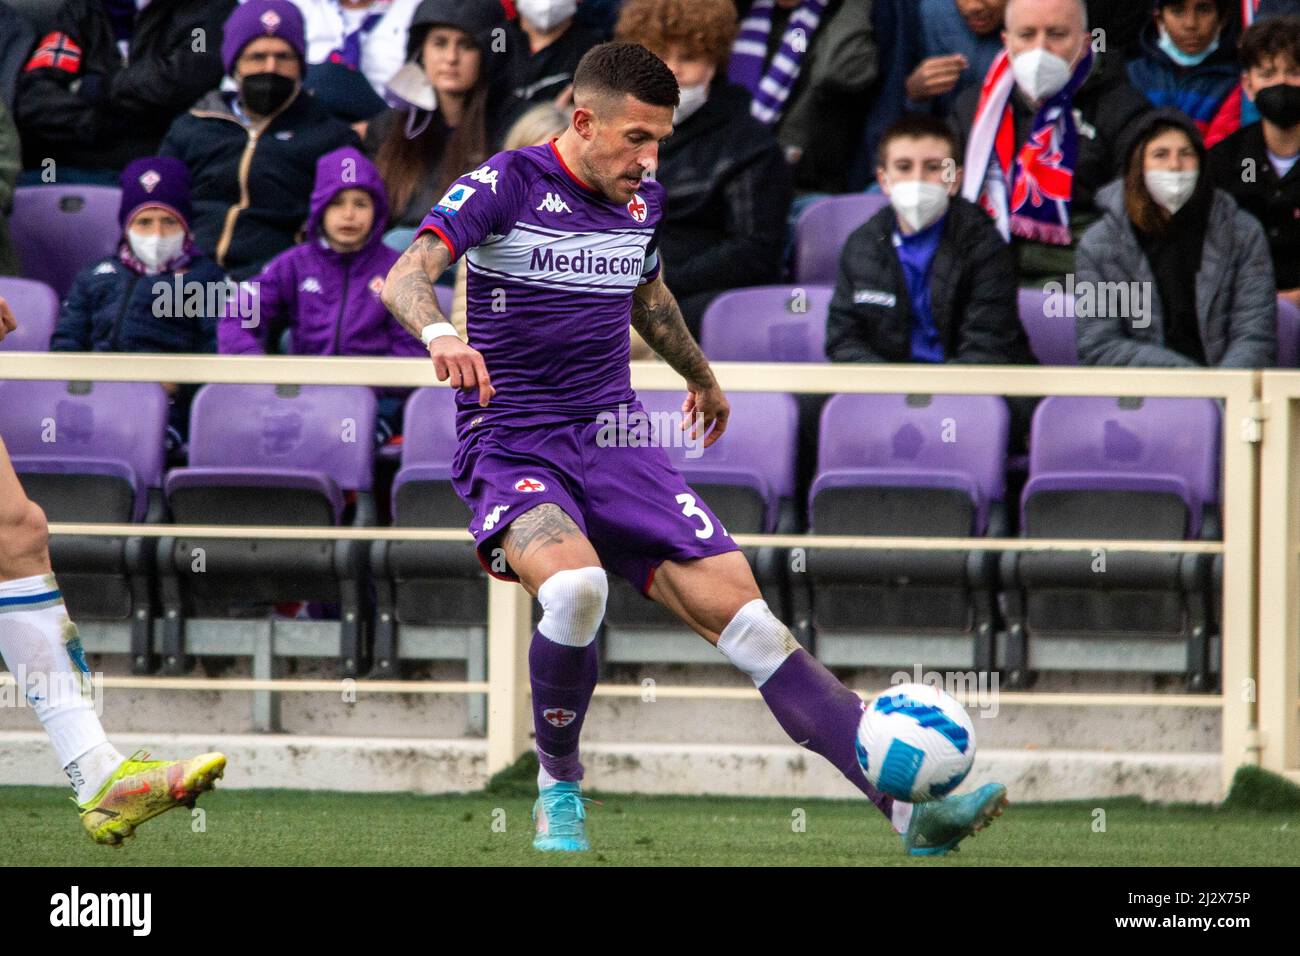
[0, 353, 1267, 795]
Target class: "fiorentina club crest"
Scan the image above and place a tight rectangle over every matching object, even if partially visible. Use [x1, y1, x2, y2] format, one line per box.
[627, 193, 646, 222]
[139, 169, 161, 193]
[543, 707, 577, 728]
[1012, 126, 1070, 212]
[514, 477, 545, 493]
[260, 10, 281, 31]
[368, 276, 384, 295]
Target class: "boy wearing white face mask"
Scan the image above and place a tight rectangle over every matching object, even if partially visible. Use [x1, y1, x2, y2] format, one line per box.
[827, 114, 1033, 372]
[501, 0, 602, 105]
[953, 0, 1151, 286]
[51, 157, 224, 454]
[1126, 0, 1239, 144]
[1076, 109, 1276, 368]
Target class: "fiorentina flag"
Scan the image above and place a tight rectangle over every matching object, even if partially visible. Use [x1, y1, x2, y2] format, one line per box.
[1242, 0, 1260, 27]
[24, 32, 83, 74]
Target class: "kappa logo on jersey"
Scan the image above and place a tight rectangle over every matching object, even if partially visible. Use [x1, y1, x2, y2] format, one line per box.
[536, 192, 572, 214]
[467, 164, 500, 194]
[514, 477, 546, 493]
[482, 503, 511, 532]
[542, 707, 577, 728]
[627, 193, 647, 222]
[300, 277, 323, 294]
[434, 184, 476, 217]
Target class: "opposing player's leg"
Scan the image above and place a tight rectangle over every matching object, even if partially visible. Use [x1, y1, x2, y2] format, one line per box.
[495, 503, 605, 852]
[0, 436, 225, 845]
[648, 551, 1007, 854]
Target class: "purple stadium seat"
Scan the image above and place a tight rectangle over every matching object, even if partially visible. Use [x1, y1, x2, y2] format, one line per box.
[1023, 397, 1220, 537]
[1002, 396, 1223, 689]
[793, 192, 890, 284]
[10, 185, 122, 298]
[166, 383, 378, 524]
[1017, 287, 1077, 366]
[635, 389, 800, 532]
[390, 385, 459, 515]
[371, 386, 481, 676]
[0, 277, 59, 351]
[0, 379, 167, 521]
[700, 285, 834, 363]
[813, 393, 1010, 534]
[1276, 296, 1299, 368]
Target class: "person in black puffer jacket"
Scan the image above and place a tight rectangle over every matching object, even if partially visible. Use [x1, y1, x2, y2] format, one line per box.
[614, 0, 793, 337]
[157, 0, 359, 280]
[15, 0, 235, 178]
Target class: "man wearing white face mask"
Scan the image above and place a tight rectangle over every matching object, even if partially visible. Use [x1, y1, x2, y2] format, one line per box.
[50, 157, 225, 454]
[827, 114, 1033, 374]
[954, 0, 1151, 285]
[501, 0, 602, 105]
[1076, 109, 1276, 367]
[615, 0, 791, 336]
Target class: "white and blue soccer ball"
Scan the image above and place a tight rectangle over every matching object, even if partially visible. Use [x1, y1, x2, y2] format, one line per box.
[854, 682, 976, 803]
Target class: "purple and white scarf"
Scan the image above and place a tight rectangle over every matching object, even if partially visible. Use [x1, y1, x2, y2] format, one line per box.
[728, 0, 828, 126]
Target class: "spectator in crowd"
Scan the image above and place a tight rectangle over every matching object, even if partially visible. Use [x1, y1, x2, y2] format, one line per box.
[0, 3, 35, 113]
[826, 114, 1031, 367]
[615, 0, 792, 338]
[1076, 109, 1276, 367]
[288, 0, 421, 115]
[954, 0, 1151, 285]
[219, 146, 424, 440]
[907, 0, 1008, 118]
[0, 103, 19, 276]
[14, 0, 235, 182]
[50, 157, 224, 450]
[501, 0, 602, 106]
[1126, 0, 1240, 142]
[159, 0, 360, 281]
[366, 0, 520, 231]
[1208, 14, 1300, 301]
[728, 0, 878, 194]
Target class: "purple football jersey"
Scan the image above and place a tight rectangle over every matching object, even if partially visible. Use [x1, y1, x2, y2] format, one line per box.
[417, 141, 663, 436]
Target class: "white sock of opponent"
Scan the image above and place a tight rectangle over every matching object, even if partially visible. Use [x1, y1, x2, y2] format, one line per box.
[0, 573, 125, 802]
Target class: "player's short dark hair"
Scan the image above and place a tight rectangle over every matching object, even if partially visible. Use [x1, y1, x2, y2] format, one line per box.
[876, 113, 959, 169]
[1239, 14, 1300, 71]
[573, 41, 680, 110]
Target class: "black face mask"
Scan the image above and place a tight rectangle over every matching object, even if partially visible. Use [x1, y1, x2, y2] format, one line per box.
[1255, 83, 1300, 129]
[240, 72, 297, 117]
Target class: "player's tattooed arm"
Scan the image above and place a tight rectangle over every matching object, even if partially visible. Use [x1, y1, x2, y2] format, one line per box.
[381, 231, 452, 339]
[383, 232, 495, 406]
[631, 275, 730, 447]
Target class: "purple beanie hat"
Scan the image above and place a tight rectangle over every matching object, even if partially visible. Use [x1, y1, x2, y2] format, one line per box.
[220, 0, 306, 75]
[119, 157, 193, 232]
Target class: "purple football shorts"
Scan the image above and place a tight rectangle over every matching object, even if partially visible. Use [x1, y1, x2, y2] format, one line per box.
[451, 407, 740, 591]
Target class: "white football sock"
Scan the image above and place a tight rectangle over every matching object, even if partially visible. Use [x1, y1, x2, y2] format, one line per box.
[0, 573, 124, 801]
[716, 599, 799, 688]
[537, 752, 561, 790]
[891, 800, 914, 834]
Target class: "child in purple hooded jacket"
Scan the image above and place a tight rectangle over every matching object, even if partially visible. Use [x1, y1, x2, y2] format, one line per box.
[218, 145, 426, 440]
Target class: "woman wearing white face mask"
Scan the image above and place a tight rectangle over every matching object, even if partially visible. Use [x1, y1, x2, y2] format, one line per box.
[614, 0, 792, 337]
[50, 157, 225, 457]
[1076, 109, 1276, 368]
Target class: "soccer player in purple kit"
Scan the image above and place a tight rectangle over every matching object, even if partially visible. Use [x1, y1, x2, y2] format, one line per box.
[382, 41, 1008, 856]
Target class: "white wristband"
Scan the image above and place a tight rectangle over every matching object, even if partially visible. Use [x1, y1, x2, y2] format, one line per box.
[420, 322, 459, 346]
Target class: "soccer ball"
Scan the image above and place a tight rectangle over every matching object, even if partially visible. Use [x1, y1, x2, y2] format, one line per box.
[854, 683, 976, 803]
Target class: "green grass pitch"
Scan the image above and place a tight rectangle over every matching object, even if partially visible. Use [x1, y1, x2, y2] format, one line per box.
[4, 767, 1299, 866]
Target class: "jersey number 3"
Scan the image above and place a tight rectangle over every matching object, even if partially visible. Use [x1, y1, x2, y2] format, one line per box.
[676, 493, 715, 540]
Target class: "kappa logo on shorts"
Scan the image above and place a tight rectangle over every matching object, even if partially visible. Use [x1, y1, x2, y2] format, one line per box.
[542, 707, 577, 728]
[514, 477, 546, 493]
[482, 503, 510, 532]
